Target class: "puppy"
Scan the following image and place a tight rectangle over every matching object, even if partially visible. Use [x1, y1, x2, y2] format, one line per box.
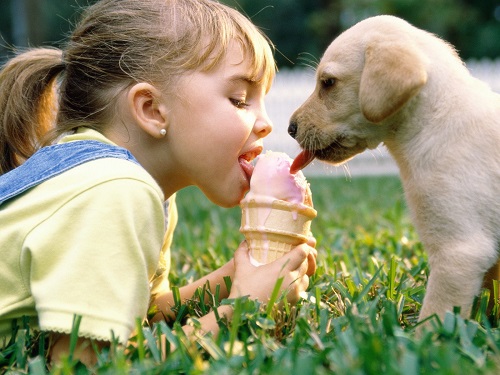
[289, 15, 500, 322]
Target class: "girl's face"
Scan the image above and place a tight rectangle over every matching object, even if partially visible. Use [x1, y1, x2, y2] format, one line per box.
[163, 41, 273, 207]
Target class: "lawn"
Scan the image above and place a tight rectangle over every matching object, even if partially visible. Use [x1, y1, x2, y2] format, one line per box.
[2, 176, 500, 374]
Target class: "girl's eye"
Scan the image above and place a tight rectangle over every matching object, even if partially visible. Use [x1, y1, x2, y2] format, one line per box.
[230, 98, 249, 109]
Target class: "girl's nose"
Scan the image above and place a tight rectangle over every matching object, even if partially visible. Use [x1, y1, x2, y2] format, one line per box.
[254, 111, 273, 138]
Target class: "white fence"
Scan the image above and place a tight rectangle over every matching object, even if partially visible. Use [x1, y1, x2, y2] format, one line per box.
[263, 59, 500, 177]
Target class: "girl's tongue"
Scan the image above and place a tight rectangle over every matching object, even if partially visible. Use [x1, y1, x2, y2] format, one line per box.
[239, 157, 254, 181]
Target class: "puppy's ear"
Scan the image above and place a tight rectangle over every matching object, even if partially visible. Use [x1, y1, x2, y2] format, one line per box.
[360, 41, 427, 123]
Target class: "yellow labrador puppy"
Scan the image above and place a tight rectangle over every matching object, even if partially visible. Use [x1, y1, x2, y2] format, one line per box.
[289, 15, 500, 322]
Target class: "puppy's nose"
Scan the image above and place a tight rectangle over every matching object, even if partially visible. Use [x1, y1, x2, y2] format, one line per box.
[288, 121, 298, 138]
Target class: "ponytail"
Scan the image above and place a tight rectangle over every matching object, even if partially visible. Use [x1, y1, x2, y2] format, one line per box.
[0, 48, 65, 174]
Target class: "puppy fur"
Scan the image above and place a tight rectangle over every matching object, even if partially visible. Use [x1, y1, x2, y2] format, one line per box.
[289, 15, 500, 322]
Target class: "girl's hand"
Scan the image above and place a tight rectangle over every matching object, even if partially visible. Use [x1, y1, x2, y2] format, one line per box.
[229, 239, 317, 305]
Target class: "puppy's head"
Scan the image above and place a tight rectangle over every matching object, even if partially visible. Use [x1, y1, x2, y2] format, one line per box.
[289, 15, 428, 171]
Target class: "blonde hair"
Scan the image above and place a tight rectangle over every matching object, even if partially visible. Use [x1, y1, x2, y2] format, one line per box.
[0, 0, 276, 174]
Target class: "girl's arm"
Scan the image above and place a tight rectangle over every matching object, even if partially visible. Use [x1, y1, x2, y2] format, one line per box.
[47, 240, 316, 366]
[151, 239, 317, 337]
[150, 258, 235, 322]
[48, 334, 107, 368]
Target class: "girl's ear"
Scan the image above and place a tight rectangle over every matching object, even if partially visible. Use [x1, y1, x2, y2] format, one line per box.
[128, 83, 169, 138]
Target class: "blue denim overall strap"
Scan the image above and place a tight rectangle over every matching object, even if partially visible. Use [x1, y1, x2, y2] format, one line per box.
[0, 140, 140, 206]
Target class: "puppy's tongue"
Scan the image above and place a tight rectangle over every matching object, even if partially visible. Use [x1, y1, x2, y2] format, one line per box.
[290, 150, 315, 174]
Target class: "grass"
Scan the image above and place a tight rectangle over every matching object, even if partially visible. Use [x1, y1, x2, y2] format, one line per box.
[2, 175, 500, 374]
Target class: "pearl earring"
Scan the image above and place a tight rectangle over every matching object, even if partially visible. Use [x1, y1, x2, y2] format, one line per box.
[159, 128, 167, 137]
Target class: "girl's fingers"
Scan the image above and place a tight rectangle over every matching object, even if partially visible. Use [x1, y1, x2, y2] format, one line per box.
[285, 274, 310, 305]
[306, 248, 317, 276]
[233, 240, 250, 265]
[278, 244, 309, 271]
[306, 235, 317, 248]
[235, 240, 316, 279]
[300, 274, 310, 292]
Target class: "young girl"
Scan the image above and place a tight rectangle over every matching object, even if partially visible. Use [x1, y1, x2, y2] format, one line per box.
[0, 0, 316, 367]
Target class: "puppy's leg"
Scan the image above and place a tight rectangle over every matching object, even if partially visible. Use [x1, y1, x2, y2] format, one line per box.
[419, 236, 498, 321]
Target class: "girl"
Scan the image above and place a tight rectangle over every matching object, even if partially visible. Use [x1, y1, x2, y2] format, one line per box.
[0, 0, 317, 366]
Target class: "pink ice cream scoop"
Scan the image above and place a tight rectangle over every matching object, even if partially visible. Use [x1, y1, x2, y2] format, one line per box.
[240, 151, 316, 265]
[244, 151, 311, 205]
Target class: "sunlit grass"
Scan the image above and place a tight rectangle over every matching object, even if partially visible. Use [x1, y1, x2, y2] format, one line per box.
[2, 176, 499, 374]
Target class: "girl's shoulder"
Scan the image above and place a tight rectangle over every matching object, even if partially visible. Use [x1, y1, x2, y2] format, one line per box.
[49, 157, 163, 201]
[53, 127, 163, 198]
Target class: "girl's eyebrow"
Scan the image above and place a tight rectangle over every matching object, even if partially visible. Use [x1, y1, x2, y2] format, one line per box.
[227, 74, 257, 86]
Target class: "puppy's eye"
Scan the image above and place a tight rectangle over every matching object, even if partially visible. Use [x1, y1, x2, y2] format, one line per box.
[321, 78, 336, 89]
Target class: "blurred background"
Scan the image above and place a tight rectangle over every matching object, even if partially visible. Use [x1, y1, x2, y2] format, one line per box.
[1, 0, 499, 176]
[2, 0, 500, 67]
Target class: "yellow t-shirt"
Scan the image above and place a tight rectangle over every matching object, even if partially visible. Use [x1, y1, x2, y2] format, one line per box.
[0, 128, 173, 344]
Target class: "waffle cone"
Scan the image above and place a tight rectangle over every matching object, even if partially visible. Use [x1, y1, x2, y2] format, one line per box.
[240, 199, 317, 264]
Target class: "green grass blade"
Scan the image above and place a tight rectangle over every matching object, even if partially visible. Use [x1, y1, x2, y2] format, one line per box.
[142, 326, 160, 363]
[266, 277, 284, 318]
[68, 315, 82, 363]
[353, 266, 383, 304]
[135, 318, 146, 362]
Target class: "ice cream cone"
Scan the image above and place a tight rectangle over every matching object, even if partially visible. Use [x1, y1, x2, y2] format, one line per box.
[240, 199, 317, 265]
